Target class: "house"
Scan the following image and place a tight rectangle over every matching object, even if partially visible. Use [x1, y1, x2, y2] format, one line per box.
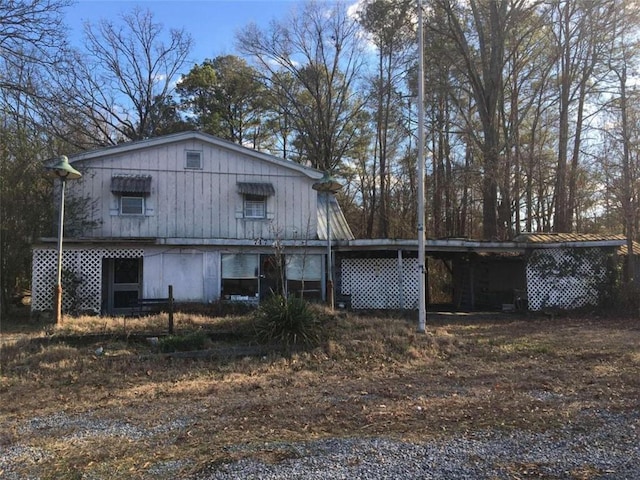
[31, 131, 353, 316]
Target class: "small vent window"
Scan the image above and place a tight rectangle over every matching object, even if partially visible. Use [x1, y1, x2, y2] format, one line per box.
[185, 151, 202, 169]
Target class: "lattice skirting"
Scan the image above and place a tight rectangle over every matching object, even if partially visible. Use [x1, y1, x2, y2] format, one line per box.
[341, 258, 419, 309]
[526, 247, 611, 311]
[32, 247, 144, 313]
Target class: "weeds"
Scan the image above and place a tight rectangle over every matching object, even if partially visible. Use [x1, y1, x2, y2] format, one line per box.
[0, 312, 639, 480]
[158, 331, 211, 352]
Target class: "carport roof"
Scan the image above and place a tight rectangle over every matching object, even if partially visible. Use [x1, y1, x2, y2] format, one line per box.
[337, 235, 626, 253]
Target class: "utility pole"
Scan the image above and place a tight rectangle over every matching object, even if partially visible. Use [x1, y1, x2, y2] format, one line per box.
[417, 0, 427, 333]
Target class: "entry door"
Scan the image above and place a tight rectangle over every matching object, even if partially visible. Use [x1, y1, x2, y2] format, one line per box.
[259, 254, 282, 300]
[102, 258, 142, 315]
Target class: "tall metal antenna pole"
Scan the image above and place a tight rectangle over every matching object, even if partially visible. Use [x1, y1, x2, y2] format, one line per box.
[417, 0, 427, 333]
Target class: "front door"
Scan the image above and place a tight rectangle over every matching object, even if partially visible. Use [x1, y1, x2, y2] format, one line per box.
[259, 254, 282, 300]
[102, 257, 142, 315]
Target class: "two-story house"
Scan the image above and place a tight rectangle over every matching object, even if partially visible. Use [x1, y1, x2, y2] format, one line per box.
[31, 131, 353, 316]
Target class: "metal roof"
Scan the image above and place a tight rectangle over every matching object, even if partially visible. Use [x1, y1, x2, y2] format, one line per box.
[513, 233, 626, 243]
[339, 235, 626, 253]
[317, 194, 354, 241]
[237, 182, 275, 196]
[111, 175, 152, 194]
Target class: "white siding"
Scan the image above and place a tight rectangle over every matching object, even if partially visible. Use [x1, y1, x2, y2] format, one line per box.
[69, 138, 318, 241]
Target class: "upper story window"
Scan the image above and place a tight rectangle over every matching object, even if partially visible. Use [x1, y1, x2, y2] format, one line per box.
[111, 175, 152, 216]
[237, 182, 275, 220]
[185, 150, 202, 169]
[244, 194, 266, 219]
[120, 196, 145, 215]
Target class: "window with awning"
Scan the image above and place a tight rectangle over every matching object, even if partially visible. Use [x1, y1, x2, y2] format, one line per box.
[237, 182, 274, 219]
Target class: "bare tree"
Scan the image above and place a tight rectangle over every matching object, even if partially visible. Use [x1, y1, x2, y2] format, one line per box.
[548, 0, 616, 232]
[55, 7, 193, 146]
[0, 0, 70, 85]
[0, 0, 72, 312]
[236, 1, 368, 172]
[600, 0, 640, 282]
[429, 0, 527, 239]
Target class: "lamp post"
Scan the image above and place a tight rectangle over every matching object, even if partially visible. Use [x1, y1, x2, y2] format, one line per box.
[48, 155, 82, 325]
[313, 172, 342, 310]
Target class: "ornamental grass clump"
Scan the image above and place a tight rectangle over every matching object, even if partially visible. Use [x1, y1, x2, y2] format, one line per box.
[253, 294, 321, 353]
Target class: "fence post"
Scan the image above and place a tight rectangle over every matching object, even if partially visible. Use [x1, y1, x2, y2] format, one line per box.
[168, 285, 174, 334]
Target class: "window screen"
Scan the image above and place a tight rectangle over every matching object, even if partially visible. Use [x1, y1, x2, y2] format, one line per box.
[121, 196, 144, 215]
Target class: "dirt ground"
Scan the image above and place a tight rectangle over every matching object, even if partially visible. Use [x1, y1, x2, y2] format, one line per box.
[1, 309, 639, 479]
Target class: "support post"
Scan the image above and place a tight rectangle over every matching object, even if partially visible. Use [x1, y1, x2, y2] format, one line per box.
[55, 177, 66, 325]
[326, 192, 335, 310]
[168, 285, 174, 335]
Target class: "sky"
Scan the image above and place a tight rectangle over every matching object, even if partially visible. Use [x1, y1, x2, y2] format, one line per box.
[63, 0, 309, 65]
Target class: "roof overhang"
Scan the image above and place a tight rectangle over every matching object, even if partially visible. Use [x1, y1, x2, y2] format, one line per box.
[338, 238, 626, 253]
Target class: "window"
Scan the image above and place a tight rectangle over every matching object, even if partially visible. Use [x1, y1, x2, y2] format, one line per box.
[286, 255, 322, 301]
[185, 151, 202, 169]
[121, 195, 144, 215]
[221, 254, 259, 300]
[237, 183, 274, 219]
[244, 194, 266, 219]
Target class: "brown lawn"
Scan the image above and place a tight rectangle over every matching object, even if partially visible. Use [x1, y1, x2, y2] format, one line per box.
[0, 309, 639, 479]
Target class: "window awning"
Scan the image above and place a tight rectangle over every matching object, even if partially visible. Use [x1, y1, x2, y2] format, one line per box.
[237, 182, 275, 196]
[111, 175, 152, 194]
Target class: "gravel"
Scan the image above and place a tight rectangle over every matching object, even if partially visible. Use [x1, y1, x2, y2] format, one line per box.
[194, 408, 640, 480]
[1, 408, 638, 479]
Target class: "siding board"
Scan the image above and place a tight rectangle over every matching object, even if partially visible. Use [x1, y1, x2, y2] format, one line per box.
[69, 135, 319, 241]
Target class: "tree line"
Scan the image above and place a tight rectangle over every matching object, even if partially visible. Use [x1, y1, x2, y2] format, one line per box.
[2, 0, 640, 309]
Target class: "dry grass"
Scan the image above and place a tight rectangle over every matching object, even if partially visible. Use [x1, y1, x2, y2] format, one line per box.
[1, 309, 639, 479]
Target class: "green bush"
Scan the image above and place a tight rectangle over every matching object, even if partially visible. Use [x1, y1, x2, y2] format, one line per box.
[158, 331, 210, 352]
[253, 294, 321, 352]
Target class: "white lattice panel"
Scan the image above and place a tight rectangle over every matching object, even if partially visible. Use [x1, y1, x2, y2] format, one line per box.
[341, 258, 419, 309]
[32, 247, 144, 314]
[526, 248, 609, 311]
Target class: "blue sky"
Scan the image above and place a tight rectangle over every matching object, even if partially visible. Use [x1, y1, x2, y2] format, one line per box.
[63, 0, 306, 65]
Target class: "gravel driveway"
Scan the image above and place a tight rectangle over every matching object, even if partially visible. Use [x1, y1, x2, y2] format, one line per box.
[2, 408, 638, 479]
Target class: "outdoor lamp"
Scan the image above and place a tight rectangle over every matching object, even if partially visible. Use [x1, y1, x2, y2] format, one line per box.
[47, 155, 82, 325]
[313, 171, 342, 310]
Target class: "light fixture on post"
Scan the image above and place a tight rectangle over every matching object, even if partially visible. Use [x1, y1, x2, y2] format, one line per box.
[47, 155, 82, 325]
[313, 171, 342, 310]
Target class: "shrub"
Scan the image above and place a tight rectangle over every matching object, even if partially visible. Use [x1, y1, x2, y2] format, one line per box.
[253, 294, 321, 352]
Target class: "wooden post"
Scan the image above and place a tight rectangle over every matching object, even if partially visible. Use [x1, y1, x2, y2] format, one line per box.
[168, 285, 174, 335]
[397, 249, 404, 309]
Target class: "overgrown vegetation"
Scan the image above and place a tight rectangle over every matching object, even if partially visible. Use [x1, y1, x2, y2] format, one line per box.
[1, 310, 639, 479]
[158, 331, 211, 353]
